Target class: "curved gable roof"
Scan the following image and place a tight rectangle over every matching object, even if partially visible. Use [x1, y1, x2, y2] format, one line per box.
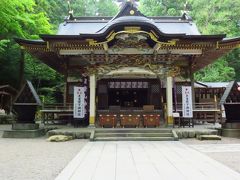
[57, 1, 200, 36]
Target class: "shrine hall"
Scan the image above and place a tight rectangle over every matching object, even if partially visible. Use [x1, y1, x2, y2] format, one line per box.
[15, 1, 240, 128]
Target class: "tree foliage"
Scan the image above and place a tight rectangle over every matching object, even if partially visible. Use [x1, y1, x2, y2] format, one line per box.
[70, 0, 118, 17]
[139, 0, 240, 82]
[188, 0, 240, 36]
[194, 58, 235, 82]
[139, 0, 185, 16]
[188, 0, 240, 81]
[0, 0, 51, 39]
[0, 0, 118, 103]
[0, 0, 55, 91]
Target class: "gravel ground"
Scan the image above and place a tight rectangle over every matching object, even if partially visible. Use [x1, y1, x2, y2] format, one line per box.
[181, 137, 240, 173]
[0, 127, 87, 180]
[181, 137, 240, 145]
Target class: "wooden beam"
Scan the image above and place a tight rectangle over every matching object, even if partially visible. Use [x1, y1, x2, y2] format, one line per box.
[59, 48, 202, 55]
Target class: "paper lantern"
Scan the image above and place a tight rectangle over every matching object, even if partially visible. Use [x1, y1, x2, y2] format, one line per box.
[238, 86, 240, 91]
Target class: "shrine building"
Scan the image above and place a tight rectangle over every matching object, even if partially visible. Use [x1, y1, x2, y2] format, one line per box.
[16, 2, 240, 128]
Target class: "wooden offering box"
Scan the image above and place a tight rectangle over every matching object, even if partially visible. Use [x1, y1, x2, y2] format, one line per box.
[143, 114, 160, 127]
[99, 114, 117, 128]
[120, 114, 140, 128]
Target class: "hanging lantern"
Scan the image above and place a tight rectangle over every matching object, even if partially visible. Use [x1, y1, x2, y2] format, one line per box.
[237, 86, 240, 92]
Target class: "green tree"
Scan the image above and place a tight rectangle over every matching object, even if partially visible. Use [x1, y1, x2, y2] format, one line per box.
[139, 0, 185, 16]
[139, 0, 240, 82]
[194, 58, 235, 82]
[0, 0, 53, 88]
[188, 0, 240, 36]
[34, 0, 68, 31]
[70, 0, 118, 17]
[188, 0, 240, 81]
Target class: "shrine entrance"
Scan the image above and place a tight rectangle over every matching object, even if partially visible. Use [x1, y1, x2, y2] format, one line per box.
[108, 89, 148, 108]
[97, 78, 163, 111]
[97, 75, 164, 128]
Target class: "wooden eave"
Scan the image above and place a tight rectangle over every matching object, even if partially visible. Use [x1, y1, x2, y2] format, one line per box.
[15, 39, 66, 74]
[15, 34, 240, 76]
[192, 38, 240, 71]
[40, 31, 225, 43]
[14, 0, 240, 76]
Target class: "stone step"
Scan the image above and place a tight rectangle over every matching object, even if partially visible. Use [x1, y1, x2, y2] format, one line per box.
[95, 128, 172, 134]
[94, 136, 175, 141]
[197, 135, 222, 140]
[95, 132, 173, 138]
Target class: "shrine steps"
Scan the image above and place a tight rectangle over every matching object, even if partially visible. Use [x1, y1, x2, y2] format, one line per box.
[95, 132, 173, 137]
[94, 137, 176, 141]
[93, 129, 178, 141]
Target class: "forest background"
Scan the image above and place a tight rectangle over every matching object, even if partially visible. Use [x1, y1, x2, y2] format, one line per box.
[0, 0, 239, 103]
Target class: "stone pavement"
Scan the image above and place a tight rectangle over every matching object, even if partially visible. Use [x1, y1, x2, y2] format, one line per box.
[56, 141, 240, 180]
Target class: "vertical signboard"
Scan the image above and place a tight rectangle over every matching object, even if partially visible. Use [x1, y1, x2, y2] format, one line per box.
[182, 86, 193, 118]
[74, 86, 87, 118]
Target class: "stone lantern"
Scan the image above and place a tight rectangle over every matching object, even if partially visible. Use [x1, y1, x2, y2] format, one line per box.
[2, 81, 45, 138]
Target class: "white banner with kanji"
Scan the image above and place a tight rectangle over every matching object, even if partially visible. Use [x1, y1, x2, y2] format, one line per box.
[182, 86, 193, 118]
[73, 86, 86, 118]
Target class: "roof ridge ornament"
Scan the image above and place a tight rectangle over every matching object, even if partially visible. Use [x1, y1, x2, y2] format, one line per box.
[181, 1, 192, 21]
[112, 0, 144, 19]
[67, 0, 74, 20]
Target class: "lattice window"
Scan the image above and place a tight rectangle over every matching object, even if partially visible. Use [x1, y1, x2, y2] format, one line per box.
[98, 84, 107, 93]
[176, 85, 182, 94]
[151, 84, 160, 93]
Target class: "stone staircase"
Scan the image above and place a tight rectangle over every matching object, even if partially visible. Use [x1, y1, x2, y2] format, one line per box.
[92, 128, 178, 141]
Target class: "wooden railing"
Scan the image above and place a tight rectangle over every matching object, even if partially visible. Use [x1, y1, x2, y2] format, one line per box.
[40, 103, 73, 124]
[174, 102, 221, 123]
[42, 103, 73, 110]
[175, 102, 220, 111]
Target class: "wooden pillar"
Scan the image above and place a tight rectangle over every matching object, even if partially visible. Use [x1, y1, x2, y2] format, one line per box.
[173, 77, 177, 112]
[63, 74, 68, 107]
[19, 48, 25, 89]
[89, 74, 96, 127]
[190, 68, 195, 109]
[166, 76, 173, 126]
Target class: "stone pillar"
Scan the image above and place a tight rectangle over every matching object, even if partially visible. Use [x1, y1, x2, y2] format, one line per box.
[166, 76, 173, 126]
[89, 74, 96, 127]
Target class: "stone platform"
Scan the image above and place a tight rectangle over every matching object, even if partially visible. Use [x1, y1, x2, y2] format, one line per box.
[222, 123, 240, 138]
[47, 125, 218, 141]
[2, 123, 45, 138]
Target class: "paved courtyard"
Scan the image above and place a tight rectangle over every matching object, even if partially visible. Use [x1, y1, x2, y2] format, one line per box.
[56, 141, 240, 180]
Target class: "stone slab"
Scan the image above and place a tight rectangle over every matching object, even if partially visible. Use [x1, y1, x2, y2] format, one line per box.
[197, 135, 222, 140]
[2, 128, 45, 138]
[222, 128, 240, 138]
[12, 123, 39, 130]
